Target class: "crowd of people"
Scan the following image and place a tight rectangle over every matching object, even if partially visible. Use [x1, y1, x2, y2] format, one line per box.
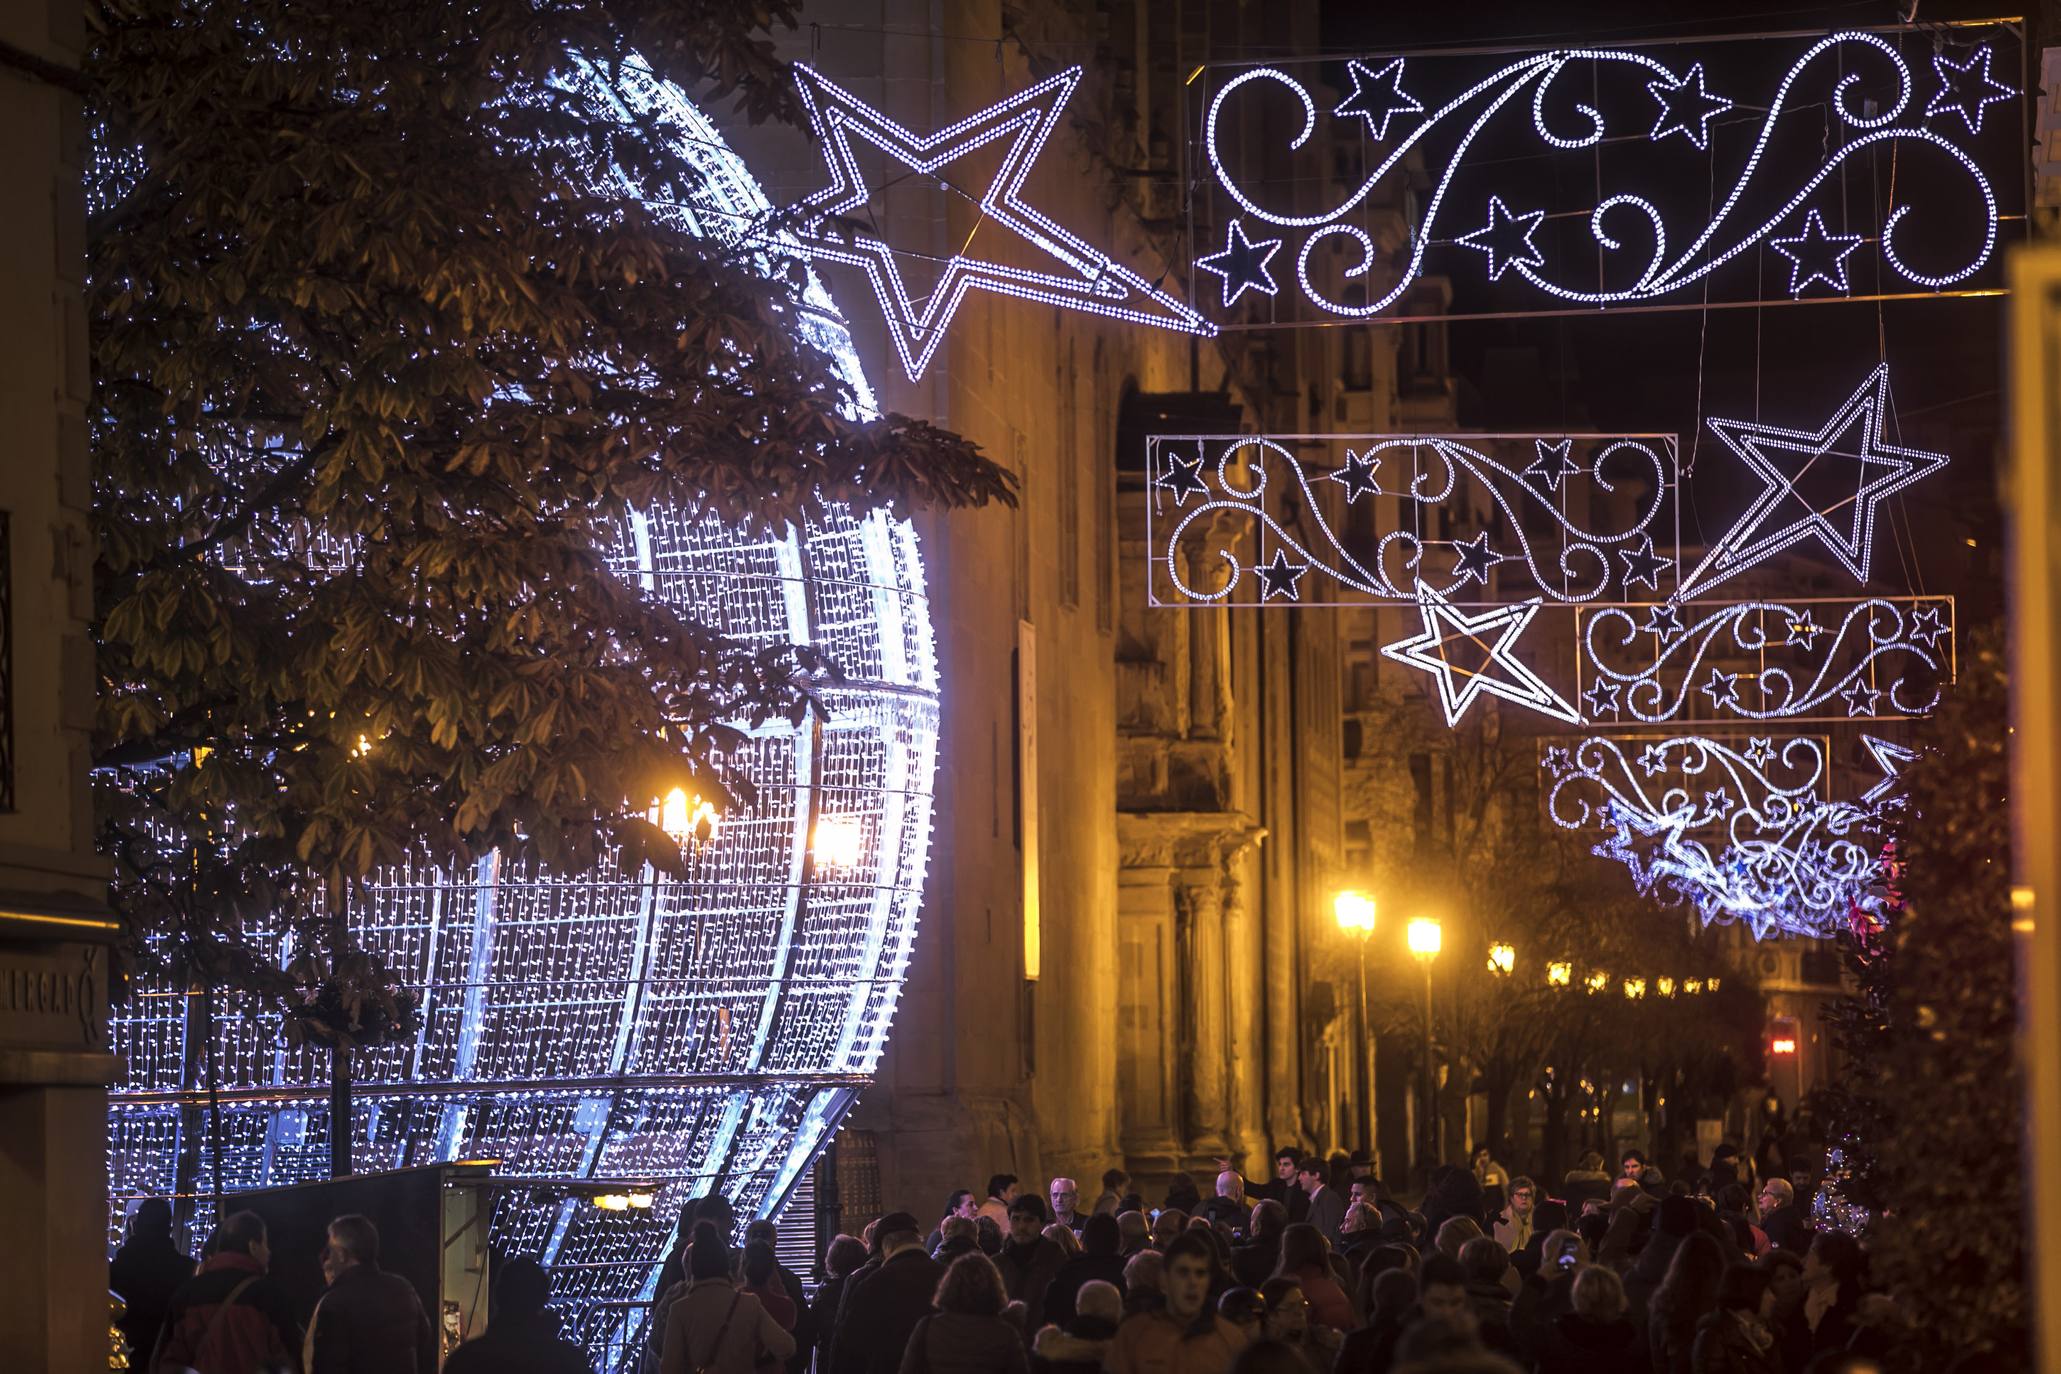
[645, 1146, 1988, 1374]
[109, 1140, 1986, 1374]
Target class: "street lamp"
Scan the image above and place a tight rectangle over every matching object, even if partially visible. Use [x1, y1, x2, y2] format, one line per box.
[1487, 942, 1515, 977]
[1623, 978, 1646, 1000]
[1547, 960, 1572, 988]
[1333, 890, 1378, 1157]
[1657, 977, 1676, 998]
[1407, 917, 1442, 1178]
[1585, 969, 1609, 994]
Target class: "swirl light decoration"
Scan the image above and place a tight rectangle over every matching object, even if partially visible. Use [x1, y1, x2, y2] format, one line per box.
[1544, 734, 1902, 939]
[1144, 432, 1678, 607]
[105, 58, 938, 1361]
[1577, 596, 1953, 725]
[1197, 28, 2018, 322]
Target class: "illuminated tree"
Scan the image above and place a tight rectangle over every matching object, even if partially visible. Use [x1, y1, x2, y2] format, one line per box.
[88, 0, 1010, 1174]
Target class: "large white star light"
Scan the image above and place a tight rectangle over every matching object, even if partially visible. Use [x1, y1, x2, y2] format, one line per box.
[791, 66, 1214, 381]
[1678, 364, 1949, 597]
[1381, 580, 1581, 726]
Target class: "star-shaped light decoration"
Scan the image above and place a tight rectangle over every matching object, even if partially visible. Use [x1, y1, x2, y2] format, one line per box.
[1860, 734, 1919, 805]
[1743, 736, 1776, 769]
[1197, 219, 1283, 307]
[1770, 209, 1865, 297]
[1584, 679, 1623, 720]
[1703, 788, 1734, 819]
[1450, 531, 1501, 586]
[1926, 45, 2015, 135]
[1785, 610, 1827, 648]
[1543, 744, 1573, 776]
[1381, 581, 1581, 726]
[1156, 450, 1210, 505]
[1334, 57, 1424, 141]
[1638, 742, 1670, 777]
[1254, 548, 1310, 602]
[1618, 535, 1671, 592]
[1842, 679, 1883, 717]
[1641, 602, 1685, 638]
[791, 65, 1212, 382]
[1678, 364, 1950, 597]
[1908, 603, 1950, 648]
[1701, 668, 1743, 711]
[1456, 196, 1546, 282]
[1324, 448, 1383, 503]
[1647, 62, 1732, 149]
[1523, 438, 1582, 493]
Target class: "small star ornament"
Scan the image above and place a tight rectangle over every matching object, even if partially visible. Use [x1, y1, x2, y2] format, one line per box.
[1584, 679, 1623, 720]
[1907, 603, 1950, 648]
[1618, 535, 1671, 592]
[1450, 531, 1500, 586]
[1647, 62, 1732, 149]
[1156, 450, 1210, 505]
[1523, 438, 1582, 493]
[1334, 57, 1424, 141]
[1842, 680, 1883, 717]
[1324, 449, 1383, 503]
[1456, 196, 1546, 281]
[1641, 603, 1685, 638]
[1197, 219, 1283, 307]
[1254, 548, 1310, 602]
[1926, 45, 2015, 135]
[1701, 668, 1743, 712]
[1770, 209, 1864, 297]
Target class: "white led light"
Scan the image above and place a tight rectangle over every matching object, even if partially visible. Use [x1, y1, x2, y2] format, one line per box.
[1925, 44, 2015, 134]
[1203, 32, 2004, 318]
[1547, 734, 1897, 940]
[1148, 433, 1675, 607]
[790, 64, 1213, 382]
[1195, 219, 1283, 306]
[1679, 364, 1949, 596]
[1579, 596, 1951, 724]
[1382, 581, 1582, 726]
[1769, 208, 1864, 296]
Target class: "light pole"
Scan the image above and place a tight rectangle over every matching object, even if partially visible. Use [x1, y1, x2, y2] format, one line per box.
[1334, 891, 1378, 1156]
[1407, 916, 1442, 1179]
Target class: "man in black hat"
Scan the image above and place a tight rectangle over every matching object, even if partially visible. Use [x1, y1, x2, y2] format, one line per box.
[829, 1210, 942, 1374]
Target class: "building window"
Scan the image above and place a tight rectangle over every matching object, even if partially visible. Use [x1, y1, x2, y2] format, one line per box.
[1342, 718, 1363, 761]
[1342, 330, 1372, 392]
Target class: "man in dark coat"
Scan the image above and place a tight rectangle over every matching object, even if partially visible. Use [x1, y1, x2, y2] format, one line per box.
[1041, 1213, 1127, 1329]
[1231, 1200, 1287, 1289]
[442, 1256, 586, 1374]
[110, 1198, 193, 1362]
[307, 1213, 437, 1374]
[829, 1212, 943, 1374]
[1757, 1178, 1814, 1252]
[994, 1194, 1067, 1334]
[153, 1210, 301, 1374]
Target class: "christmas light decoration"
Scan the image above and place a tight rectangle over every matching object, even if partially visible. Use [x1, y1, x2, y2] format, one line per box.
[1544, 733, 1901, 939]
[1578, 596, 1953, 725]
[1382, 581, 1582, 726]
[1196, 220, 1283, 306]
[789, 64, 1211, 382]
[1678, 365, 1950, 596]
[1199, 29, 2013, 321]
[107, 61, 940, 1360]
[1145, 433, 1677, 607]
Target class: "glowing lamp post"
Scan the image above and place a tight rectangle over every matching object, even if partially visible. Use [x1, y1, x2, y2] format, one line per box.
[1407, 917, 1442, 1176]
[1487, 942, 1515, 977]
[1334, 891, 1378, 1156]
[1547, 960, 1572, 988]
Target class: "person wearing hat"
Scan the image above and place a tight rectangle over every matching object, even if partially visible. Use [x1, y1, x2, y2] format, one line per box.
[827, 1211, 942, 1374]
[995, 1193, 1067, 1336]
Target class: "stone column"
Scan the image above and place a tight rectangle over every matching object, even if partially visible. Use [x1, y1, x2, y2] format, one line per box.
[1174, 871, 1229, 1156]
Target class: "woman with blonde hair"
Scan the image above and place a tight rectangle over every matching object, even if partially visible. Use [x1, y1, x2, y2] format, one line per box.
[1533, 1264, 1644, 1374]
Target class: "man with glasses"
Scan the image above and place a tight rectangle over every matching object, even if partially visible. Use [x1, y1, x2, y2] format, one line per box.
[1757, 1177, 1813, 1252]
[1492, 1176, 1537, 1252]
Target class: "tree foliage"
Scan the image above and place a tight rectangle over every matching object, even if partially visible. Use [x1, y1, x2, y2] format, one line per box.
[87, 0, 1012, 1045]
[1822, 626, 2026, 1362]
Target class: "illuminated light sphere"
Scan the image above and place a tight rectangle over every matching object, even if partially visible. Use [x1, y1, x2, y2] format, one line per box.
[1487, 942, 1515, 976]
[1623, 977, 1647, 1000]
[1585, 969, 1610, 994]
[104, 59, 939, 1358]
[1333, 890, 1379, 935]
[1657, 977, 1676, 998]
[1406, 916, 1443, 958]
[1546, 960, 1573, 987]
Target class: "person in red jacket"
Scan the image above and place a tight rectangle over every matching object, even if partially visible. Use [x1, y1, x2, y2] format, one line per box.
[152, 1210, 302, 1374]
